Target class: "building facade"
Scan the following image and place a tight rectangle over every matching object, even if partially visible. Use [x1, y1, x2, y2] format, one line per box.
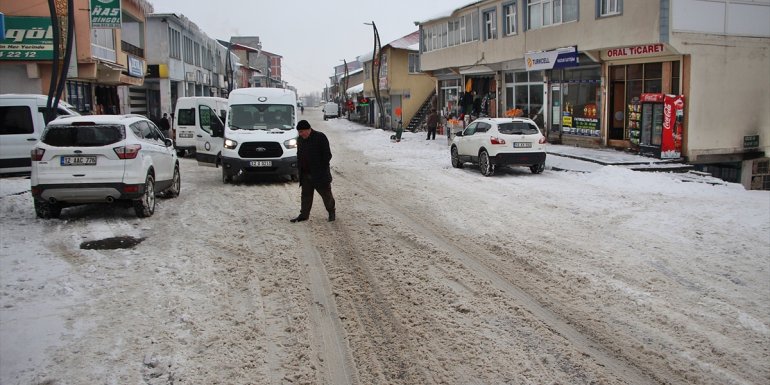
[1, 0, 153, 115]
[417, 0, 770, 190]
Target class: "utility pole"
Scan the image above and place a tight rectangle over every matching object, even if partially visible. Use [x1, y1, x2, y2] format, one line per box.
[47, 0, 74, 120]
[365, 21, 384, 129]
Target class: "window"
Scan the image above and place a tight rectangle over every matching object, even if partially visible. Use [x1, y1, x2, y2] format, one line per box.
[0, 106, 34, 135]
[483, 8, 497, 40]
[177, 108, 195, 126]
[408, 53, 420, 73]
[168, 27, 181, 59]
[527, 0, 578, 29]
[421, 10, 481, 53]
[183, 36, 194, 64]
[503, 2, 518, 36]
[193, 42, 200, 66]
[598, 0, 622, 17]
[505, 71, 544, 126]
[91, 28, 116, 62]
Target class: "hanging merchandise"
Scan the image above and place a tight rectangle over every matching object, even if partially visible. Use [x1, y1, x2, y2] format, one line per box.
[465, 78, 473, 92]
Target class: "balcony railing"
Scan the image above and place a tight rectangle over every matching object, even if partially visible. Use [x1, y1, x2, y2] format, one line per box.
[121, 41, 144, 58]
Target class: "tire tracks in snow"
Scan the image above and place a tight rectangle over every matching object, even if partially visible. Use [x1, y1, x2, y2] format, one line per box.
[333, 169, 660, 385]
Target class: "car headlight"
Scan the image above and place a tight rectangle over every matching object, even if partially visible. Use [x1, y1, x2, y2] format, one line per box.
[284, 138, 297, 149]
[224, 138, 238, 149]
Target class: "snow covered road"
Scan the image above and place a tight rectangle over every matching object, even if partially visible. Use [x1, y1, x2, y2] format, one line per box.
[1, 110, 768, 384]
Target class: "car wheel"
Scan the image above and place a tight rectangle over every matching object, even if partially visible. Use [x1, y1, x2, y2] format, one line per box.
[133, 174, 156, 218]
[34, 199, 62, 219]
[479, 150, 495, 176]
[166, 165, 181, 197]
[222, 167, 232, 184]
[451, 146, 463, 168]
[530, 163, 545, 174]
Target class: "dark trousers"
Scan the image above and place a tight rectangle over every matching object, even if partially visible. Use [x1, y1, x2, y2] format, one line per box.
[300, 175, 335, 217]
[426, 126, 436, 140]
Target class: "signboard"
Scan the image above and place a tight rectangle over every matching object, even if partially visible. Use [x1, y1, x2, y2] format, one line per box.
[525, 46, 578, 71]
[744, 135, 759, 149]
[90, 0, 122, 29]
[127, 55, 143, 77]
[605, 44, 665, 59]
[0, 16, 53, 60]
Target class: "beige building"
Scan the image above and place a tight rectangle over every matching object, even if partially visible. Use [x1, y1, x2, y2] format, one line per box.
[417, 0, 770, 190]
[360, 31, 436, 129]
[0, 0, 153, 115]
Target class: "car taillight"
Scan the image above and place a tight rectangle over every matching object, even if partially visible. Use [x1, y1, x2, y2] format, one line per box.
[31, 148, 45, 161]
[490, 136, 506, 145]
[114, 144, 141, 159]
[539, 136, 548, 144]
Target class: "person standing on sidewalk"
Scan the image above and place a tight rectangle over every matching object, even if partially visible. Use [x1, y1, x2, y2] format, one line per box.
[426, 108, 438, 140]
[290, 120, 336, 223]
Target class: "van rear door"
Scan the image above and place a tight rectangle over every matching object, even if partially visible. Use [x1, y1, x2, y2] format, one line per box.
[195, 104, 225, 167]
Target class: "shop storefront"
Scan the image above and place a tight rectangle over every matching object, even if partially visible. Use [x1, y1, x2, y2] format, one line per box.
[504, 70, 544, 129]
[547, 65, 601, 145]
[602, 43, 683, 152]
[459, 66, 497, 120]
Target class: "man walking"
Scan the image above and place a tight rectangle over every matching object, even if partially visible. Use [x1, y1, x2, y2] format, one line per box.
[426, 108, 438, 140]
[159, 113, 171, 138]
[290, 120, 336, 222]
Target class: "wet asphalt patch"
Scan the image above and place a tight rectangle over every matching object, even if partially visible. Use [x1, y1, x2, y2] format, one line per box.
[80, 236, 145, 250]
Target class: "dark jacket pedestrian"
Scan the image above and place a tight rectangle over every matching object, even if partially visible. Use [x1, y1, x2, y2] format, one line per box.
[426, 109, 439, 140]
[159, 113, 171, 137]
[291, 120, 336, 222]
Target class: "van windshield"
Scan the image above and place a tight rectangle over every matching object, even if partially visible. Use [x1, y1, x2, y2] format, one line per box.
[228, 104, 295, 131]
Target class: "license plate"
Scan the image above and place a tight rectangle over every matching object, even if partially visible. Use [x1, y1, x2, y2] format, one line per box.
[250, 160, 272, 167]
[513, 142, 532, 148]
[61, 156, 97, 166]
[179, 131, 194, 138]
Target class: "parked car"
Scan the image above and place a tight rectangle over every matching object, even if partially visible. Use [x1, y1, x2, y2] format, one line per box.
[450, 117, 547, 176]
[0, 94, 80, 175]
[30, 114, 180, 218]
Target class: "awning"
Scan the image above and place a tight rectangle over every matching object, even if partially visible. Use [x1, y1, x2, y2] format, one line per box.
[459, 65, 494, 75]
[346, 83, 364, 94]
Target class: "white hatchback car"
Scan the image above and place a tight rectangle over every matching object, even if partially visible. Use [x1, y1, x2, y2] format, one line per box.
[30, 114, 180, 218]
[450, 117, 547, 176]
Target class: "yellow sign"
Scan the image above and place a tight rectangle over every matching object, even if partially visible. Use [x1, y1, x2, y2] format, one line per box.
[562, 116, 573, 127]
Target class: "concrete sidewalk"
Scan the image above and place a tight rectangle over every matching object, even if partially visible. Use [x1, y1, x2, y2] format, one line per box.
[547, 144, 692, 172]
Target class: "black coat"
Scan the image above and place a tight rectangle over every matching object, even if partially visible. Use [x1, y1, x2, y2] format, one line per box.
[297, 130, 332, 187]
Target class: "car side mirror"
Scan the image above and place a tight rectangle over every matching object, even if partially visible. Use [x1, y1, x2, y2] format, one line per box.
[212, 119, 224, 138]
[455, 131, 464, 137]
[164, 138, 173, 147]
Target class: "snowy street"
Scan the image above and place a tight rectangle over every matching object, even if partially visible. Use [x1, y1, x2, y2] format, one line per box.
[1, 108, 769, 384]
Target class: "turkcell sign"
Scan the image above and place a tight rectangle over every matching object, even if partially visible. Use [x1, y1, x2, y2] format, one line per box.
[91, 0, 122, 29]
[525, 46, 579, 71]
[0, 16, 53, 60]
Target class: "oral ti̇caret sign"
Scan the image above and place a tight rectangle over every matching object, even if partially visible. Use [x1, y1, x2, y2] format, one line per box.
[525, 46, 579, 71]
[602, 43, 668, 60]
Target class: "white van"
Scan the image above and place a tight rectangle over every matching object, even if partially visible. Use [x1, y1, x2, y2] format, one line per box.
[174, 96, 227, 157]
[0, 94, 79, 175]
[213, 88, 299, 183]
[322, 102, 339, 120]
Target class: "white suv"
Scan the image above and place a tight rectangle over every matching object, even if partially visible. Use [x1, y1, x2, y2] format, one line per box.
[450, 117, 547, 176]
[30, 114, 180, 218]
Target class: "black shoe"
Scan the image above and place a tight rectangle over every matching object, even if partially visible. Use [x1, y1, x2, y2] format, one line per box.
[290, 215, 308, 223]
[328, 212, 336, 222]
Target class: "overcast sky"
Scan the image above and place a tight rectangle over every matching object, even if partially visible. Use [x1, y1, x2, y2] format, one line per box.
[151, 0, 472, 96]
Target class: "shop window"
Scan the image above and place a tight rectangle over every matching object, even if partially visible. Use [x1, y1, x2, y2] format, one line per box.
[751, 159, 770, 190]
[627, 64, 643, 80]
